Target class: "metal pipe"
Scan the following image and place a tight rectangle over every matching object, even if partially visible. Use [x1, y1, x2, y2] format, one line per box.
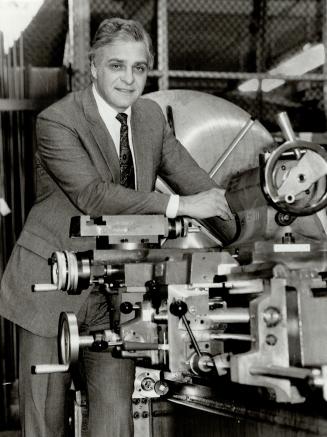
[32, 364, 69, 374]
[32, 284, 58, 292]
[182, 315, 202, 356]
[204, 308, 250, 324]
[157, 0, 169, 90]
[78, 336, 94, 347]
[250, 365, 311, 380]
[210, 333, 253, 342]
[209, 117, 255, 178]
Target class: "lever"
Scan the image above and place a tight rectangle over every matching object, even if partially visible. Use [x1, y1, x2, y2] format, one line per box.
[32, 364, 69, 374]
[32, 284, 58, 292]
[169, 300, 202, 357]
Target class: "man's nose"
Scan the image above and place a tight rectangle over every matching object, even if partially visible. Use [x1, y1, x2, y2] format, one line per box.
[121, 67, 134, 84]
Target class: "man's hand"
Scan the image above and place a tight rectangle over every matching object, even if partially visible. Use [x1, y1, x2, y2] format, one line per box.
[178, 188, 233, 220]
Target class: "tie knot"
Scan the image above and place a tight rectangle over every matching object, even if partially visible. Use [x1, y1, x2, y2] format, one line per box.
[116, 112, 128, 125]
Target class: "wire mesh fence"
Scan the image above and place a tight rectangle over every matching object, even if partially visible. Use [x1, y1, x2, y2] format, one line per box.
[166, 0, 325, 132]
[22, 0, 68, 67]
[10, 0, 327, 131]
[87, 0, 327, 132]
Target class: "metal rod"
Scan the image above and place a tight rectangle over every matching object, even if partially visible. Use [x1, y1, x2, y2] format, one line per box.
[12, 42, 19, 98]
[250, 365, 312, 380]
[167, 70, 327, 81]
[0, 32, 5, 96]
[210, 333, 253, 342]
[209, 118, 255, 178]
[0, 33, 6, 271]
[157, 0, 169, 90]
[204, 308, 250, 324]
[14, 40, 25, 228]
[32, 284, 59, 292]
[276, 112, 296, 142]
[181, 315, 202, 356]
[78, 336, 94, 347]
[32, 364, 69, 374]
[167, 396, 238, 419]
[7, 50, 16, 244]
[19, 35, 24, 98]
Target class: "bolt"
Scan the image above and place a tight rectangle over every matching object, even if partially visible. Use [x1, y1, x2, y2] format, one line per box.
[266, 334, 277, 346]
[263, 307, 281, 327]
[189, 305, 196, 315]
[133, 412, 140, 419]
[141, 377, 154, 391]
[282, 232, 295, 244]
[142, 412, 149, 419]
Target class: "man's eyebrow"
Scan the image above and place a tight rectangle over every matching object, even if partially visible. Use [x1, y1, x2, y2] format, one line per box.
[107, 58, 125, 63]
[106, 58, 148, 66]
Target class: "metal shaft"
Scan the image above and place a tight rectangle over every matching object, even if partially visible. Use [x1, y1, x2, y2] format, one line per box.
[181, 315, 202, 356]
[32, 364, 69, 374]
[209, 117, 255, 178]
[276, 112, 296, 142]
[205, 308, 250, 324]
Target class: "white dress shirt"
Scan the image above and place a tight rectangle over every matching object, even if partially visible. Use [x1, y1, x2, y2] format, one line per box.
[92, 84, 179, 218]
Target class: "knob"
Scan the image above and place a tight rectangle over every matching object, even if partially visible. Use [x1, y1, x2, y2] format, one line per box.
[91, 340, 108, 352]
[169, 300, 188, 318]
[120, 301, 134, 314]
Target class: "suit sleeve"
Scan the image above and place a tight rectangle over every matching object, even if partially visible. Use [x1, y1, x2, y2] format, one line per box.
[155, 108, 218, 195]
[36, 112, 170, 216]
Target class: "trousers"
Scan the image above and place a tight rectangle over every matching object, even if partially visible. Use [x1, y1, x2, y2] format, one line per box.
[18, 290, 135, 437]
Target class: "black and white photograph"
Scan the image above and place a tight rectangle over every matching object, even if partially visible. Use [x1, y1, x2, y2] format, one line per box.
[0, 1, 327, 436]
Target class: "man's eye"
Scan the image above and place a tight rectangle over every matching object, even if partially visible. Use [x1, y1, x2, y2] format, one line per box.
[135, 65, 146, 73]
[110, 64, 121, 70]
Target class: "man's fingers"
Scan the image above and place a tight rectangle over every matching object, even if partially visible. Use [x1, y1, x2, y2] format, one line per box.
[217, 209, 233, 221]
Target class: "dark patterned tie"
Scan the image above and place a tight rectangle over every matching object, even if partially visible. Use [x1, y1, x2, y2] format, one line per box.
[116, 112, 135, 189]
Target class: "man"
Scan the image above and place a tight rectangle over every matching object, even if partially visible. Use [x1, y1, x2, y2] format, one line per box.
[0, 17, 232, 437]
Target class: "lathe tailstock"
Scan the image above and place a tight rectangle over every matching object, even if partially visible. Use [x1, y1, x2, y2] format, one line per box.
[33, 91, 327, 437]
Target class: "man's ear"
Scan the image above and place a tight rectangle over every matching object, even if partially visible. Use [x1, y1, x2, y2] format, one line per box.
[90, 61, 97, 80]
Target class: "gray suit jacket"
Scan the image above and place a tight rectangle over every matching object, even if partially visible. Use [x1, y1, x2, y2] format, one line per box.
[0, 86, 217, 336]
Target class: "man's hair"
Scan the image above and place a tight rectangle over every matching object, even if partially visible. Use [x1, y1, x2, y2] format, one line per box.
[89, 17, 154, 69]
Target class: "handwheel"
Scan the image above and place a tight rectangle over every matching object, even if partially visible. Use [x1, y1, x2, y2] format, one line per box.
[263, 140, 327, 216]
[58, 312, 80, 365]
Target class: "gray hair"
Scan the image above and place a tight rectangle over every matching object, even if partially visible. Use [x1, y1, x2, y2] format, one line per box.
[89, 17, 154, 70]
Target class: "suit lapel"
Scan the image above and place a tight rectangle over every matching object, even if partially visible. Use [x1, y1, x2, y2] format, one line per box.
[82, 86, 120, 183]
[131, 104, 151, 191]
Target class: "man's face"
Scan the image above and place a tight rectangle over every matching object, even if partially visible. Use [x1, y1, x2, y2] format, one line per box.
[91, 40, 149, 112]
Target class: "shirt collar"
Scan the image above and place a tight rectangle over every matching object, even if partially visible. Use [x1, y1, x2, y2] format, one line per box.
[92, 84, 132, 120]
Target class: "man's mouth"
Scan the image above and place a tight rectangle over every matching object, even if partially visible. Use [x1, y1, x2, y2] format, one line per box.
[116, 88, 134, 93]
